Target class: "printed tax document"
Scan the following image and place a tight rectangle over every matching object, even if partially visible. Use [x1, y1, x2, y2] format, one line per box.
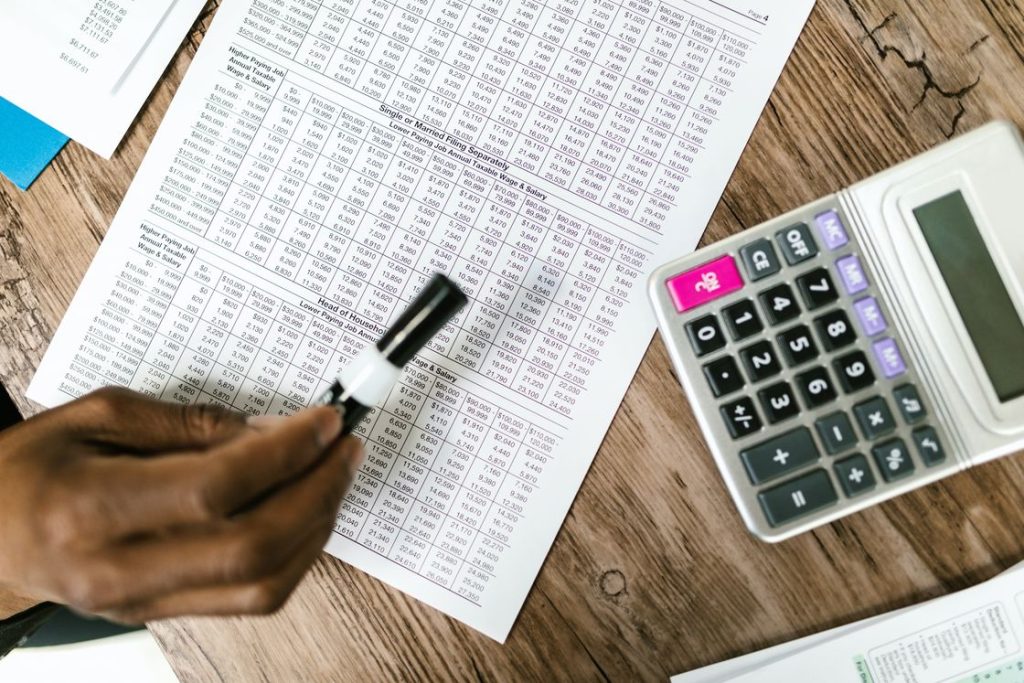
[673, 562, 1024, 682]
[0, 0, 207, 157]
[28, 0, 815, 641]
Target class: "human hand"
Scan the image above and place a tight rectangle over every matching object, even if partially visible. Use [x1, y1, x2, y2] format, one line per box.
[0, 387, 363, 623]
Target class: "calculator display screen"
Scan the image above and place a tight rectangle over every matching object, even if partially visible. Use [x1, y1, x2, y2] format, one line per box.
[913, 191, 1024, 402]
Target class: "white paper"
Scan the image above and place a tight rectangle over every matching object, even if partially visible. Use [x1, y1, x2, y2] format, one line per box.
[28, 0, 814, 641]
[674, 563, 1024, 683]
[0, 0, 207, 157]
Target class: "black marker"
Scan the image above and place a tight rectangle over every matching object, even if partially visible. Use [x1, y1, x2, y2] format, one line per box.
[316, 274, 467, 434]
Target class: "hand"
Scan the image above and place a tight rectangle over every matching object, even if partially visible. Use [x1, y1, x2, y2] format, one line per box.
[0, 387, 363, 623]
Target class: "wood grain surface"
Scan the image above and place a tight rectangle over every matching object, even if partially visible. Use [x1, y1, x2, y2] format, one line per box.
[3, 1, 1024, 680]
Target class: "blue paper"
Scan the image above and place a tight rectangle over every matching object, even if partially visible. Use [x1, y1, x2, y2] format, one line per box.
[0, 98, 69, 191]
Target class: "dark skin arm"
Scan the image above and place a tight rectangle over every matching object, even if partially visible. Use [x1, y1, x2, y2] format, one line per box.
[0, 387, 363, 623]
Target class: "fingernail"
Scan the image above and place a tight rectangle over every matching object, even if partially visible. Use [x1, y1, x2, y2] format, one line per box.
[314, 408, 343, 446]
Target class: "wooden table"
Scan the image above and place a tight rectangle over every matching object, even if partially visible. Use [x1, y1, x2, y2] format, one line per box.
[3, 1, 1024, 680]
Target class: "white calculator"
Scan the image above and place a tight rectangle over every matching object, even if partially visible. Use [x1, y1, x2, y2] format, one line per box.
[648, 121, 1024, 542]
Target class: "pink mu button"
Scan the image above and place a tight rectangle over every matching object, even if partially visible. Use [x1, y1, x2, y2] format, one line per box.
[666, 255, 744, 312]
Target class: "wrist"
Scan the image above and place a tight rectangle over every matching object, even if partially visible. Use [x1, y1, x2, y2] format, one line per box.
[0, 586, 41, 621]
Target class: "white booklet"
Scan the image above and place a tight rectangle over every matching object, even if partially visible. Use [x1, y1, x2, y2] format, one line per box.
[28, 0, 815, 641]
[0, 0, 207, 157]
[673, 562, 1024, 682]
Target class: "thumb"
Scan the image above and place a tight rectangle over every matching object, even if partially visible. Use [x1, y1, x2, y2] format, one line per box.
[62, 387, 247, 453]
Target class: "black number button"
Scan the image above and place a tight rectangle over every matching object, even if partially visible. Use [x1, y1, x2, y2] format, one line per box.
[796, 268, 839, 310]
[760, 283, 801, 325]
[912, 426, 946, 466]
[872, 439, 915, 482]
[758, 381, 800, 424]
[723, 299, 763, 341]
[776, 223, 819, 265]
[835, 454, 876, 497]
[815, 412, 857, 455]
[894, 385, 927, 424]
[815, 309, 857, 350]
[795, 366, 838, 408]
[740, 340, 782, 383]
[685, 315, 725, 357]
[721, 397, 762, 439]
[853, 396, 897, 439]
[777, 325, 819, 366]
[834, 350, 876, 393]
[739, 239, 782, 281]
[703, 356, 744, 397]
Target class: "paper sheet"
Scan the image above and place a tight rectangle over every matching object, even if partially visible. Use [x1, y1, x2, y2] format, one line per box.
[674, 563, 1024, 682]
[0, 97, 68, 191]
[0, 0, 207, 158]
[28, 0, 815, 641]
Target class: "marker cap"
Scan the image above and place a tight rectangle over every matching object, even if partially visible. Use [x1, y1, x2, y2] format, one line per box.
[376, 274, 468, 367]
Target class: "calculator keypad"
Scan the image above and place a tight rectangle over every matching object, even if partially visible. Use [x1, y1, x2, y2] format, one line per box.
[655, 201, 954, 537]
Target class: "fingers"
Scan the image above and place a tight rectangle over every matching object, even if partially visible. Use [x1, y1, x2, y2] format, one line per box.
[70, 437, 360, 618]
[58, 388, 247, 453]
[81, 406, 348, 535]
[104, 528, 333, 624]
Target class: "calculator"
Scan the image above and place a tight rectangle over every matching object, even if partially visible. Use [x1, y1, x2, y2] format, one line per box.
[648, 121, 1024, 542]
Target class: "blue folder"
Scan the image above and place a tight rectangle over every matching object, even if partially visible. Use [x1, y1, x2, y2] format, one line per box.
[0, 98, 69, 191]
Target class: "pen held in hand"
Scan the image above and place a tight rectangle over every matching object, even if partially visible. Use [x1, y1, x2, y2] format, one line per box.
[315, 273, 468, 435]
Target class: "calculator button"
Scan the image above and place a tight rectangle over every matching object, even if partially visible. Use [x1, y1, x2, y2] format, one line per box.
[721, 397, 762, 439]
[758, 469, 837, 527]
[872, 338, 907, 378]
[758, 381, 800, 424]
[666, 255, 744, 312]
[834, 351, 876, 393]
[834, 454, 876, 497]
[853, 297, 887, 336]
[836, 254, 869, 294]
[815, 309, 857, 351]
[796, 268, 839, 310]
[740, 340, 782, 383]
[854, 397, 896, 439]
[723, 300, 764, 341]
[740, 427, 819, 484]
[685, 315, 725, 357]
[912, 427, 946, 466]
[893, 384, 927, 424]
[777, 325, 818, 366]
[815, 412, 857, 455]
[739, 239, 781, 281]
[795, 366, 838, 408]
[759, 283, 800, 325]
[703, 356, 744, 397]
[776, 223, 819, 265]
[872, 439, 915, 481]
[815, 210, 849, 250]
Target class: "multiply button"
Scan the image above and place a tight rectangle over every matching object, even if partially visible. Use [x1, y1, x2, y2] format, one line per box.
[854, 396, 896, 439]
[721, 397, 762, 439]
[872, 439, 915, 481]
[776, 223, 819, 265]
[739, 239, 781, 281]
[834, 454, 876, 497]
[740, 427, 819, 484]
[757, 469, 838, 528]
[666, 255, 744, 312]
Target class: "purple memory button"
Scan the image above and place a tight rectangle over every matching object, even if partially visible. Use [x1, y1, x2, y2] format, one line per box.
[873, 338, 906, 378]
[815, 210, 849, 250]
[836, 255, 869, 294]
[854, 297, 888, 336]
